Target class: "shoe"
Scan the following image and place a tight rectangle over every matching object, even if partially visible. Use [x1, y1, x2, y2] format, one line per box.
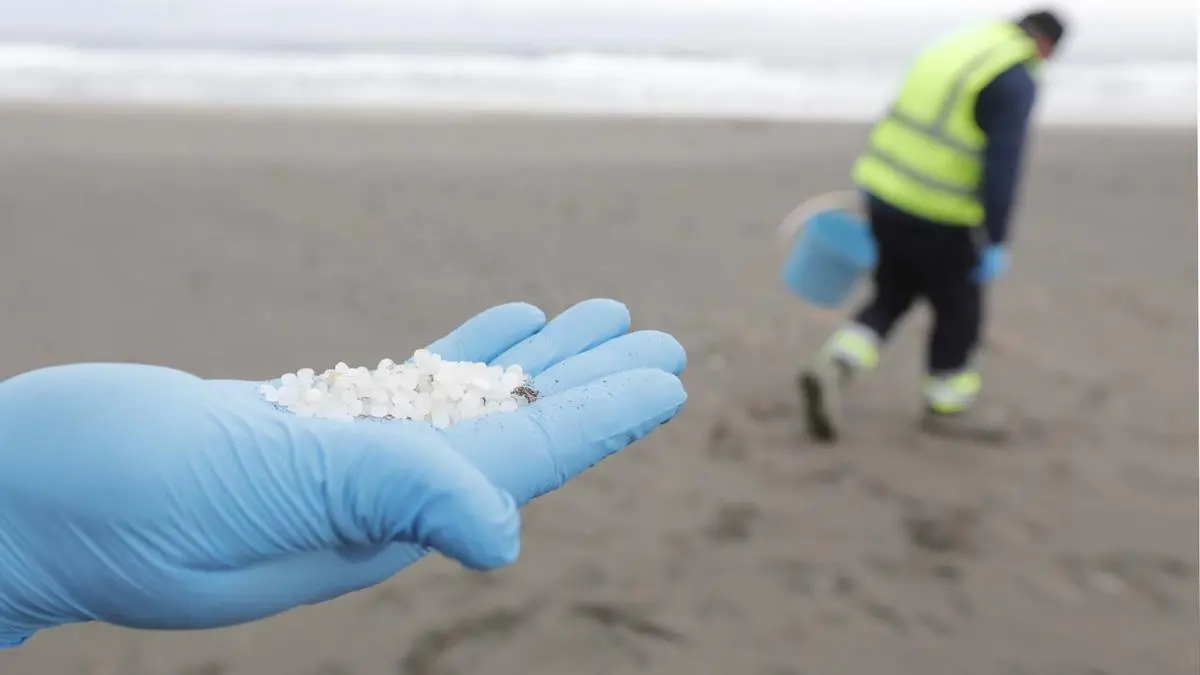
[919, 406, 1010, 443]
[798, 359, 849, 443]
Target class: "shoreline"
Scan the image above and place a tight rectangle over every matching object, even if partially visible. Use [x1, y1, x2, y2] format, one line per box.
[0, 98, 1192, 132]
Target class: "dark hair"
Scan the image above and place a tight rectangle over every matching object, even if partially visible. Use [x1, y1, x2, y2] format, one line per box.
[1018, 9, 1066, 46]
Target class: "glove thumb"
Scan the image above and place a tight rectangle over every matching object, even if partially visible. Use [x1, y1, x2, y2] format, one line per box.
[310, 421, 521, 571]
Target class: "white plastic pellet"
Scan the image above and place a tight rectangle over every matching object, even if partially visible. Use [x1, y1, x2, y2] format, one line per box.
[262, 348, 538, 425]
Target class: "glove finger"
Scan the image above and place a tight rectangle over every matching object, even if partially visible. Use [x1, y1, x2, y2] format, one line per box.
[489, 298, 632, 376]
[195, 411, 521, 570]
[301, 421, 520, 571]
[424, 302, 547, 363]
[532, 330, 687, 397]
[442, 368, 686, 504]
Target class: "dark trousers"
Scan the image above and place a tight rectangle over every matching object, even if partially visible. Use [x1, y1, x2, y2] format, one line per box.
[854, 197, 984, 374]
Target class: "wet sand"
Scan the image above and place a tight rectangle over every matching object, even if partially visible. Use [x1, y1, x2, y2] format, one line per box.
[0, 105, 1196, 675]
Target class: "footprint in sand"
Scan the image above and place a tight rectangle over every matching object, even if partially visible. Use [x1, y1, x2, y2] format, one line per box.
[705, 419, 748, 461]
[901, 504, 982, 555]
[704, 502, 761, 542]
[569, 602, 687, 644]
[1058, 552, 1195, 611]
[398, 604, 541, 675]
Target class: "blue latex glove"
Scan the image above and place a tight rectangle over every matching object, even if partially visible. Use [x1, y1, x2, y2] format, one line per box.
[972, 245, 1010, 283]
[0, 298, 687, 648]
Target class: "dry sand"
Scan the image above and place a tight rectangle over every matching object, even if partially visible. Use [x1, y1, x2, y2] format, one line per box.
[0, 105, 1195, 675]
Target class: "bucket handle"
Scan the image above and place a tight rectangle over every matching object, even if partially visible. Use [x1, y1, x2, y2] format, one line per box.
[777, 190, 867, 250]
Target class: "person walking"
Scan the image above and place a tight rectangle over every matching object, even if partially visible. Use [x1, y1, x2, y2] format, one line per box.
[799, 9, 1067, 443]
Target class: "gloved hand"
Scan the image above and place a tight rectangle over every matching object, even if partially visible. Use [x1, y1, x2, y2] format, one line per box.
[972, 244, 1010, 283]
[0, 298, 687, 648]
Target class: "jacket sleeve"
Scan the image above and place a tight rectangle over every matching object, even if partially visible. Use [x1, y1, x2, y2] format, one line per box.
[973, 63, 1037, 245]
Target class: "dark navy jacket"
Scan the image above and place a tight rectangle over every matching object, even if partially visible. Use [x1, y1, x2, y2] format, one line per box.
[971, 62, 1038, 244]
[871, 62, 1038, 245]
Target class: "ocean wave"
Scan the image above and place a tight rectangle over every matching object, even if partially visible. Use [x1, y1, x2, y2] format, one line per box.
[0, 41, 1192, 125]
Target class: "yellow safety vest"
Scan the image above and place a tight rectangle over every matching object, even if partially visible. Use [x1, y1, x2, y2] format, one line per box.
[852, 22, 1039, 226]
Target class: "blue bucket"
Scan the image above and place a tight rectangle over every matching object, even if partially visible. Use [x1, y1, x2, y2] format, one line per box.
[780, 205, 877, 308]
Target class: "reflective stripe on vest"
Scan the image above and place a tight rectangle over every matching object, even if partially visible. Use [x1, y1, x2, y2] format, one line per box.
[852, 23, 1038, 226]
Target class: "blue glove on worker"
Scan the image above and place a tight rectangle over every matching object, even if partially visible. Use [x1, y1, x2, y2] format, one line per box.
[0, 298, 687, 648]
[972, 244, 1010, 284]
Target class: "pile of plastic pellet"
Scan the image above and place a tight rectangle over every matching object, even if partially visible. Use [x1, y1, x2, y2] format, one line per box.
[259, 349, 536, 428]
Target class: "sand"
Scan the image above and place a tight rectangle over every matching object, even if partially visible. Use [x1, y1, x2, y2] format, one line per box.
[0, 104, 1195, 675]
